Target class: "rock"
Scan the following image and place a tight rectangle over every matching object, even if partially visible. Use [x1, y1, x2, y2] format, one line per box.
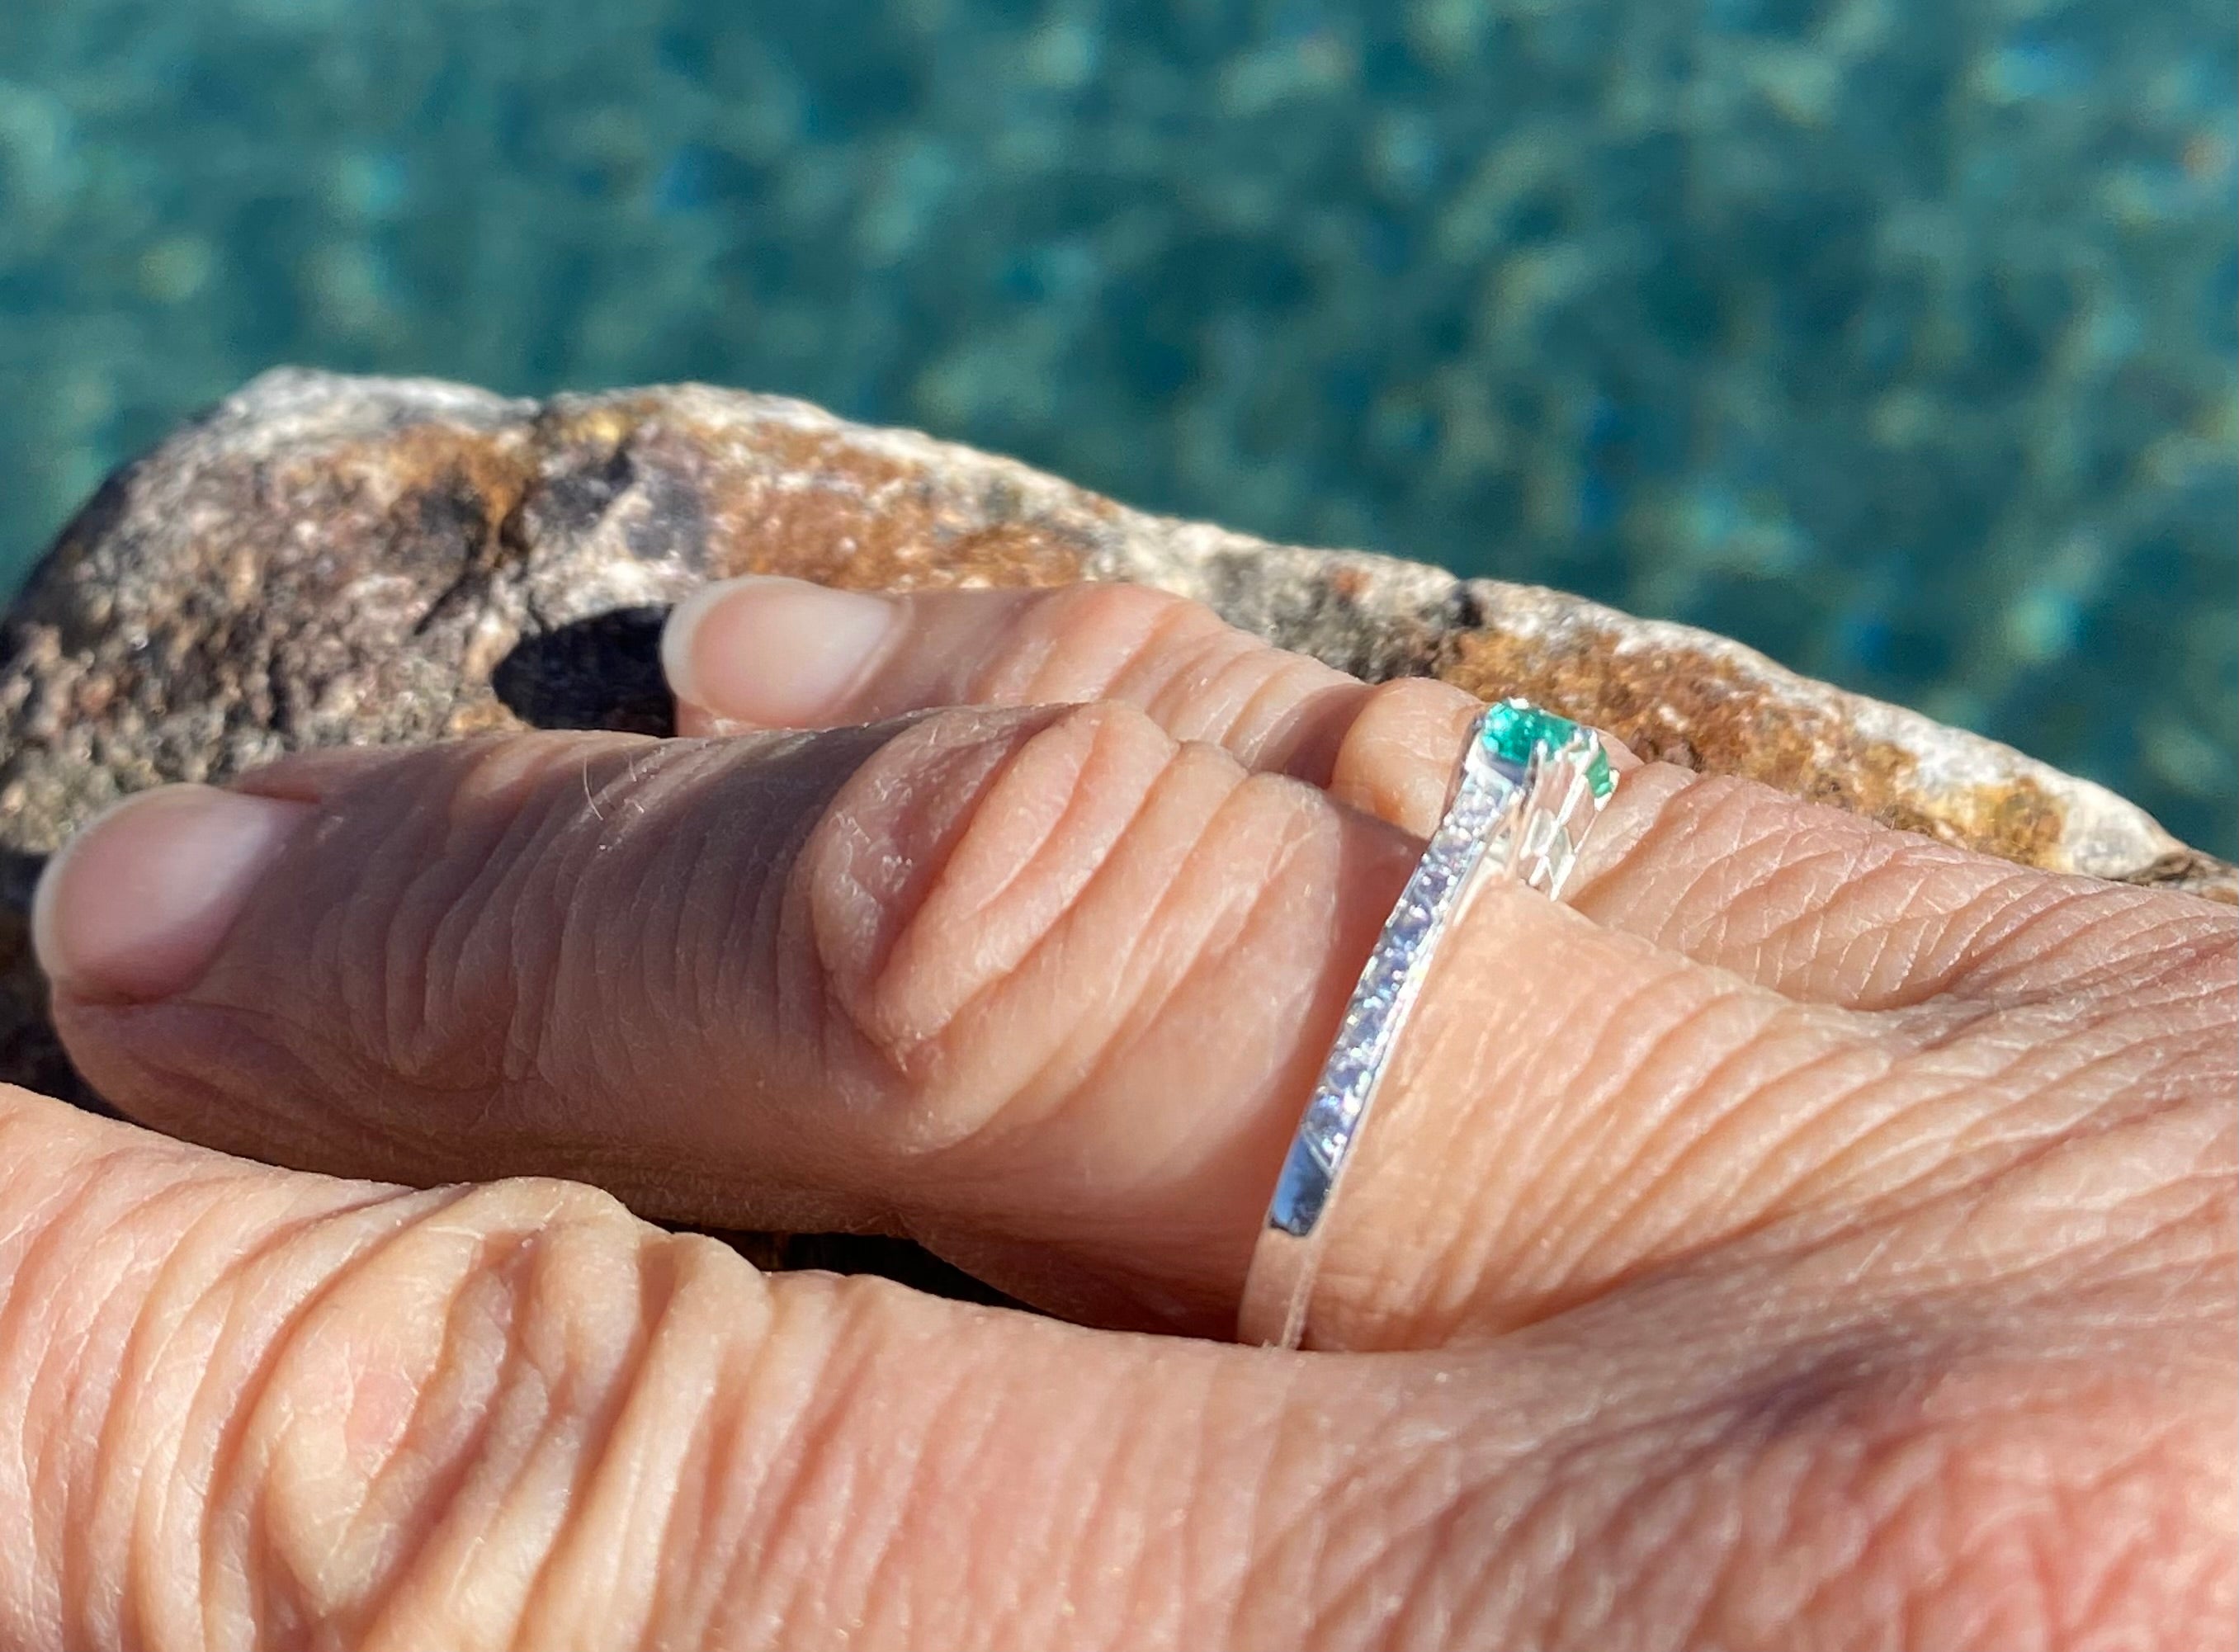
[4, 366, 2231, 1111]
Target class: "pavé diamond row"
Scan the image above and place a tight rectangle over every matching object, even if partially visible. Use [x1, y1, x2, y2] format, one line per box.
[1238, 699, 1618, 1349]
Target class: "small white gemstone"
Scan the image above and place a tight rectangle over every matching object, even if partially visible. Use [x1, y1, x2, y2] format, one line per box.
[1452, 792, 1500, 835]
[1324, 1052, 1368, 1098]
[1388, 904, 1434, 946]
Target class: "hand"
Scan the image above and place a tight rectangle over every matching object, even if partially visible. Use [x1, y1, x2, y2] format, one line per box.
[14, 578, 2233, 1648]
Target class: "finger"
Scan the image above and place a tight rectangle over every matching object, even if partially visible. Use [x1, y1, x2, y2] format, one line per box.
[0, 1083, 1423, 1648]
[667, 576, 2233, 1012]
[5, 1085, 2222, 1650]
[663, 573, 1505, 840]
[38, 710, 1414, 1336]
[29, 707, 1877, 1348]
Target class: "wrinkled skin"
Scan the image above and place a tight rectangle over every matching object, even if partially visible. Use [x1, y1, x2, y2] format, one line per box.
[9, 577, 2233, 1650]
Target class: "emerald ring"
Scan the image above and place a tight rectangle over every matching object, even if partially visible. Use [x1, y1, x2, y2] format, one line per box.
[1237, 699, 1618, 1350]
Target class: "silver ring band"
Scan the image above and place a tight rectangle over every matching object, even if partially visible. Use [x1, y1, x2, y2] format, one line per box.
[1236, 699, 1617, 1350]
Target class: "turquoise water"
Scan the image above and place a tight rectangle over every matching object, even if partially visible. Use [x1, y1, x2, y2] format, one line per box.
[2, 1, 2232, 854]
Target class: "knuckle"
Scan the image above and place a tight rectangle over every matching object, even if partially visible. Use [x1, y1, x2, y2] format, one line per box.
[1166, 639, 1344, 759]
[1, 1123, 437, 1648]
[1327, 676, 1483, 831]
[803, 699, 1310, 1151]
[1353, 673, 1478, 729]
[984, 583, 1220, 706]
[7, 1104, 862, 1651]
[224, 1176, 744, 1644]
[803, 701, 1186, 1104]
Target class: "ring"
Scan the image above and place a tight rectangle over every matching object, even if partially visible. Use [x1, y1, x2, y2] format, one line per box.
[1237, 699, 1618, 1350]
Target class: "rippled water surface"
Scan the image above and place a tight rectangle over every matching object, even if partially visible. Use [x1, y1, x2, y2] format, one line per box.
[2, 1, 2232, 852]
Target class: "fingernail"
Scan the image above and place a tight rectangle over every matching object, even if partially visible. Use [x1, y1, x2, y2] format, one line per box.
[662, 575, 902, 728]
[31, 786, 314, 1003]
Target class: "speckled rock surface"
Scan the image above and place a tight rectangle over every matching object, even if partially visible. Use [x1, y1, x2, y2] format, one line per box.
[2, 367, 2230, 1107]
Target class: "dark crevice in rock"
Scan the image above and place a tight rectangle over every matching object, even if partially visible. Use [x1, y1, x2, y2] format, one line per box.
[491, 608, 677, 735]
[1444, 582, 1490, 636]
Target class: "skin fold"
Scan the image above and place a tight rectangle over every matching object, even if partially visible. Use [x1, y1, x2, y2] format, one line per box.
[6, 578, 2231, 1649]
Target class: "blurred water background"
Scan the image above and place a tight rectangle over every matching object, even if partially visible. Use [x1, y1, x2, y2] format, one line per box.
[1, 0, 2232, 852]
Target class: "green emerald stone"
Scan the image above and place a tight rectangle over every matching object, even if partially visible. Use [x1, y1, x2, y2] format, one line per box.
[1481, 701, 1615, 800]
